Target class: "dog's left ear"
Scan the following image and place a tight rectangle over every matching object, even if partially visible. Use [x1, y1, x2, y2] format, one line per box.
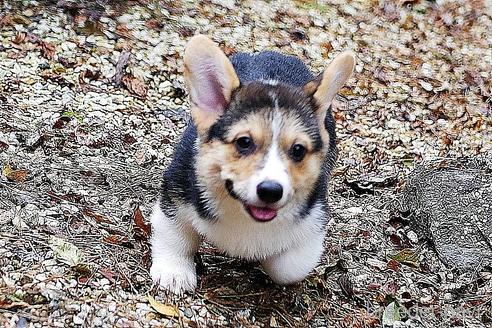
[303, 51, 355, 119]
[184, 35, 240, 135]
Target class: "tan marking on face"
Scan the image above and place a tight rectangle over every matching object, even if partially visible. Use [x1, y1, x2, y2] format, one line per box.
[196, 107, 328, 209]
[196, 111, 274, 199]
[278, 115, 314, 153]
[276, 113, 327, 205]
[223, 112, 271, 148]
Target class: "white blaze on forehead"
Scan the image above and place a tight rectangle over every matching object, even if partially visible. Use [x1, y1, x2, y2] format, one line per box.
[261, 79, 279, 86]
[246, 108, 293, 204]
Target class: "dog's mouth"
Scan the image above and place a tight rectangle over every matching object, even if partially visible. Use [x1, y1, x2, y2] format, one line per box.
[244, 204, 277, 222]
[225, 179, 278, 222]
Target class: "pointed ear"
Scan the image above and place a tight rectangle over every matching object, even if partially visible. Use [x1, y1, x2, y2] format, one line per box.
[184, 35, 240, 134]
[303, 51, 355, 117]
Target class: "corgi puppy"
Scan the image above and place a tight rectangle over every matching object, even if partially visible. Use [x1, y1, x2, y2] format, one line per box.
[150, 35, 355, 293]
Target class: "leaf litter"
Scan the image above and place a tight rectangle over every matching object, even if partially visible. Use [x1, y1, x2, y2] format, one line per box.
[0, 0, 491, 327]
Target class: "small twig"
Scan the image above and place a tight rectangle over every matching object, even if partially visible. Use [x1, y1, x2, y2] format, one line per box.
[194, 292, 234, 314]
[112, 51, 131, 86]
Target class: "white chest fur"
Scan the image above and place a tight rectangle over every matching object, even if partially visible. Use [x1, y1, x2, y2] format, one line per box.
[180, 200, 326, 260]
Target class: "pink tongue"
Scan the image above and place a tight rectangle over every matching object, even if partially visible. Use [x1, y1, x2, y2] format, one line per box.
[248, 206, 277, 221]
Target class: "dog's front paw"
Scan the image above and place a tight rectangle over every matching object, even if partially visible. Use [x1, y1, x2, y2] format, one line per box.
[150, 261, 197, 294]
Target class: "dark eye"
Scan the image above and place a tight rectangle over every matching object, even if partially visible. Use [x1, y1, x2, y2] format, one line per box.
[290, 144, 307, 162]
[235, 136, 255, 155]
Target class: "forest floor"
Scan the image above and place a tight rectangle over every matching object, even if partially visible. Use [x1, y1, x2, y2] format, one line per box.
[0, 0, 491, 327]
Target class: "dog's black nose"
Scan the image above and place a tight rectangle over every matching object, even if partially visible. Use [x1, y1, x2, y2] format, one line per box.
[257, 181, 283, 204]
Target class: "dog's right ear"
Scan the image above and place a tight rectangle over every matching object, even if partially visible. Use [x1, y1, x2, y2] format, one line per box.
[184, 35, 240, 135]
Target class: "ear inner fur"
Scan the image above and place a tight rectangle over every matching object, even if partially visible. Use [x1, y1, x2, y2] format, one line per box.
[184, 35, 240, 134]
[303, 51, 355, 115]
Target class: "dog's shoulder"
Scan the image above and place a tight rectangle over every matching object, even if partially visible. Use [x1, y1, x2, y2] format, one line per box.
[229, 51, 314, 87]
[161, 124, 217, 220]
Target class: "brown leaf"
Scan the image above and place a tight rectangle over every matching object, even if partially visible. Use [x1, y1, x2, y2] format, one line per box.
[121, 73, 147, 98]
[47, 191, 82, 203]
[6, 50, 27, 59]
[387, 259, 400, 272]
[337, 273, 354, 298]
[78, 20, 105, 36]
[73, 263, 91, 277]
[2, 164, 28, 182]
[321, 42, 333, 58]
[123, 133, 136, 145]
[40, 71, 74, 88]
[220, 44, 236, 56]
[0, 14, 14, 27]
[79, 68, 101, 85]
[40, 41, 55, 60]
[103, 234, 133, 248]
[133, 206, 151, 240]
[115, 23, 133, 38]
[13, 31, 26, 44]
[82, 208, 112, 223]
[53, 116, 71, 129]
[177, 26, 195, 37]
[0, 141, 8, 152]
[99, 268, 118, 283]
[0, 299, 30, 310]
[367, 283, 381, 290]
[145, 19, 164, 30]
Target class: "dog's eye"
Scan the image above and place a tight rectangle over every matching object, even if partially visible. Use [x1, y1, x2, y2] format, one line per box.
[235, 136, 255, 155]
[290, 144, 307, 162]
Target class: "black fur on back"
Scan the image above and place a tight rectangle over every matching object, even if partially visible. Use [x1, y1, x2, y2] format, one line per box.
[160, 51, 337, 221]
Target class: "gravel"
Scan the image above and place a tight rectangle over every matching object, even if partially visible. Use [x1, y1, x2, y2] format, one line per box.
[1, 0, 491, 327]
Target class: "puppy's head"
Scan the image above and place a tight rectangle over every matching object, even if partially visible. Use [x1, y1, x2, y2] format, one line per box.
[184, 35, 355, 222]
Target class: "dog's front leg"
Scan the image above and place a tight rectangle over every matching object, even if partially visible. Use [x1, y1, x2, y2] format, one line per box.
[260, 232, 325, 285]
[149, 203, 200, 294]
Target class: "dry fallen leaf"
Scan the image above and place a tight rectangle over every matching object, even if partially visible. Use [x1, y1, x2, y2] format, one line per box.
[40, 71, 74, 88]
[82, 208, 112, 223]
[386, 259, 401, 272]
[337, 273, 354, 298]
[0, 299, 30, 310]
[79, 68, 101, 85]
[0, 141, 8, 152]
[121, 73, 147, 98]
[133, 206, 151, 240]
[48, 236, 85, 267]
[2, 164, 28, 182]
[103, 234, 133, 248]
[388, 248, 420, 268]
[40, 40, 55, 60]
[52, 116, 70, 129]
[147, 294, 179, 317]
[100, 268, 118, 283]
[13, 31, 26, 44]
[382, 302, 402, 326]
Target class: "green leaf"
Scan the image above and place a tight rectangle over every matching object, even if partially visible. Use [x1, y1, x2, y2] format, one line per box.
[388, 248, 420, 268]
[382, 301, 402, 326]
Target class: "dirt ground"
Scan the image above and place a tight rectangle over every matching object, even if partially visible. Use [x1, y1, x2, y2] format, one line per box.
[0, 0, 491, 327]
